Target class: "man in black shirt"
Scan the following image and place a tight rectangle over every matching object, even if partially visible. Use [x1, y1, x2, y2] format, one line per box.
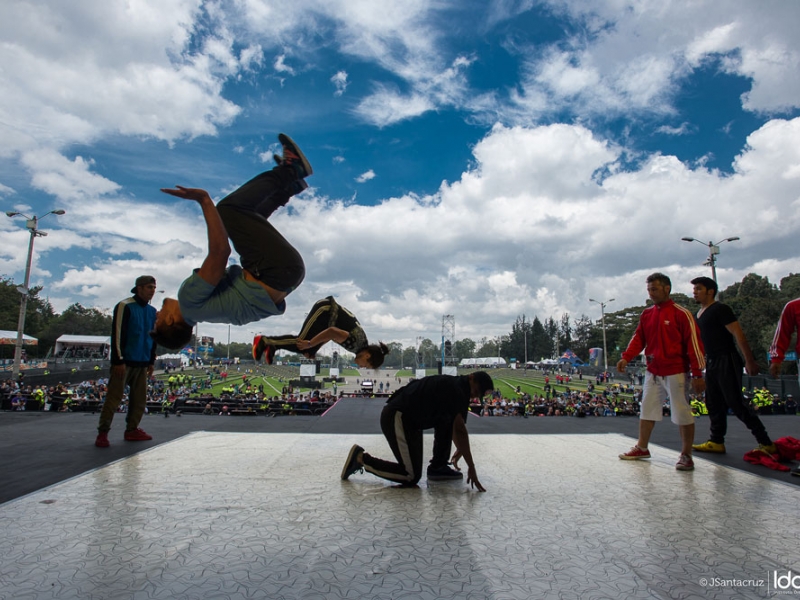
[690, 277, 776, 454]
[341, 372, 493, 491]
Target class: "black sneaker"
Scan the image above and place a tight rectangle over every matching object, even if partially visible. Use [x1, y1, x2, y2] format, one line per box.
[427, 465, 463, 481]
[341, 444, 364, 480]
[278, 133, 313, 178]
[273, 150, 309, 195]
[792, 465, 800, 477]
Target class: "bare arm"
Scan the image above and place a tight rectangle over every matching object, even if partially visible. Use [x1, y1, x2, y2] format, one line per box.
[161, 186, 231, 287]
[451, 413, 485, 492]
[297, 327, 350, 350]
[725, 321, 759, 376]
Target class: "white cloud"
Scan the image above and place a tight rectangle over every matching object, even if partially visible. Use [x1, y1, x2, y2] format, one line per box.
[355, 170, 376, 183]
[0, 0, 242, 161]
[656, 123, 694, 136]
[273, 54, 295, 75]
[21, 149, 120, 201]
[354, 85, 435, 127]
[331, 70, 349, 96]
[507, 0, 800, 121]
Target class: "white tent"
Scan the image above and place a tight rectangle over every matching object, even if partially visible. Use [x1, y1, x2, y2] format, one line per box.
[54, 335, 110, 359]
[0, 329, 38, 345]
[458, 357, 508, 368]
[157, 353, 190, 366]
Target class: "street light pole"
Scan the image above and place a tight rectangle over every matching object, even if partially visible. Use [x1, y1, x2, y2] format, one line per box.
[589, 298, 615, 372]
[681, 236, 740, 285]
[5, 210, 66, 380]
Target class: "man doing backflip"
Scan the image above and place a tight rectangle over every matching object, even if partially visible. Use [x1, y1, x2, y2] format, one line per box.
[95, 275, 157, 447]
[690, 276, 776, 456]
[617, 273, 706, 471]
[153, 134, 312, 350]
[341, 371, 493, 490]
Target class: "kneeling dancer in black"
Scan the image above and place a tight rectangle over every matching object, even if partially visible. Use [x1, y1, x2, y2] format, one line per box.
[341, 371, 493, 491]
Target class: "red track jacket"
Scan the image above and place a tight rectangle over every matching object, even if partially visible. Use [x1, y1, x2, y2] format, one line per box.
[621, 299, 705, 378]
[769, 298, 800, 364]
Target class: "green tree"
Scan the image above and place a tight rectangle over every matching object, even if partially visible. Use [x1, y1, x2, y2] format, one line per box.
[384, 341, 404, 368]
[603, 306, 646, 365]
[417, 338, 439, 367]
[476, 337, 500, 358]
[529, 317, 550, 362]
[571, 314, 595, 361]
[402, 345, 418, 368]
[0, 277, 55, 358]
[559, 313, 573, 350]
[453, 338, 476, 360]
[778, 273, 800, 301]
[36, 303, 111, 357]
[723, 273, 784, 369]
[544, 317, 559, 358]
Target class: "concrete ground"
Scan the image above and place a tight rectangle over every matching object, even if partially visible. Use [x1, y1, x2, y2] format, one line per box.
[2, 399, 798, 505]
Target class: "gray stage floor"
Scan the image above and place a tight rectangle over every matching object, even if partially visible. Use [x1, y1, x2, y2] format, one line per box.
[2, 431, 798, 600]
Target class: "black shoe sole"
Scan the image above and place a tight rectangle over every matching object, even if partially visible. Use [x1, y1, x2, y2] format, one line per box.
[341, 444, 364, 480]
[278, 133, 313, 177]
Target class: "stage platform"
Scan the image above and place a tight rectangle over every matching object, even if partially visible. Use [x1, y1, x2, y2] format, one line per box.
[1, 431, 798, 599]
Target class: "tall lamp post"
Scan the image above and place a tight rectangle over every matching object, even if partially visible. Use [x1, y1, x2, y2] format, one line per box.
[681, 236, 740, 285]
[5, 209, 66, 380]
[589, 297, 615, 372]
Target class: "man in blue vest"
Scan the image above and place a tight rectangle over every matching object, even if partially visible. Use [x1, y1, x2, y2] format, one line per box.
[95, 276, 157, 447]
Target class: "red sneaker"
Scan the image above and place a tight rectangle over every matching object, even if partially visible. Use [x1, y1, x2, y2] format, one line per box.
[95, 432, 110, 448]
[619, 445, 651, 460]
[253, 335, 265, 361]
[124, 428, 153, 442]
[265, 344, 276, 365]
[676, 454, 695, 471]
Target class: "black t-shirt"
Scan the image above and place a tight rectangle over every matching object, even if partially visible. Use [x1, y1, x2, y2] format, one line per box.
[696, 302, 738, 358]
[385, 375, 470, 430]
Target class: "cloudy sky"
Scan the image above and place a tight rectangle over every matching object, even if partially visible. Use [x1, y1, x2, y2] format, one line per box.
[1, 0, 799, 354]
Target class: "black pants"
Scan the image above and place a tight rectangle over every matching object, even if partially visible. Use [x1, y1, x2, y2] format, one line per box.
[362, 406, 423, 485]
[216, 165, 305, 293]
[705, 352, 771, 446]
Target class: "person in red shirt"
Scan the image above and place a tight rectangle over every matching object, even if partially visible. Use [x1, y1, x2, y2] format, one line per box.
[768, 297, 800, 478]
[617, 273, 706, 471]
[769, 298, 800, 378]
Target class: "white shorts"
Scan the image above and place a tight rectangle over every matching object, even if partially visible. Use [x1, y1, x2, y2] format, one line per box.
[640, 371, 694, 426]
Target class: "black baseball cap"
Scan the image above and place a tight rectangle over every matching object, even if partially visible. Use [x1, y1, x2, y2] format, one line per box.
[131, 275, 156, 294]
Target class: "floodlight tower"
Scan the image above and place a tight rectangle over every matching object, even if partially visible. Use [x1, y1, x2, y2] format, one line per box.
[442, 314, 456, 367]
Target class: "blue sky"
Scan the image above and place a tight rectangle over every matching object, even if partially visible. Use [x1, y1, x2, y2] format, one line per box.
[1, 0, 800, 356]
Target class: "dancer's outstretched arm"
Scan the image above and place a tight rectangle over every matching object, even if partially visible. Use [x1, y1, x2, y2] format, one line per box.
[161, 186, 231, 287]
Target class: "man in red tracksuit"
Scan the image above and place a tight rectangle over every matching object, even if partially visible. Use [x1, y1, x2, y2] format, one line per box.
[769, 297, 800, 477]
[617, 273, 706, 471]
[769, 298, 800, 379]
